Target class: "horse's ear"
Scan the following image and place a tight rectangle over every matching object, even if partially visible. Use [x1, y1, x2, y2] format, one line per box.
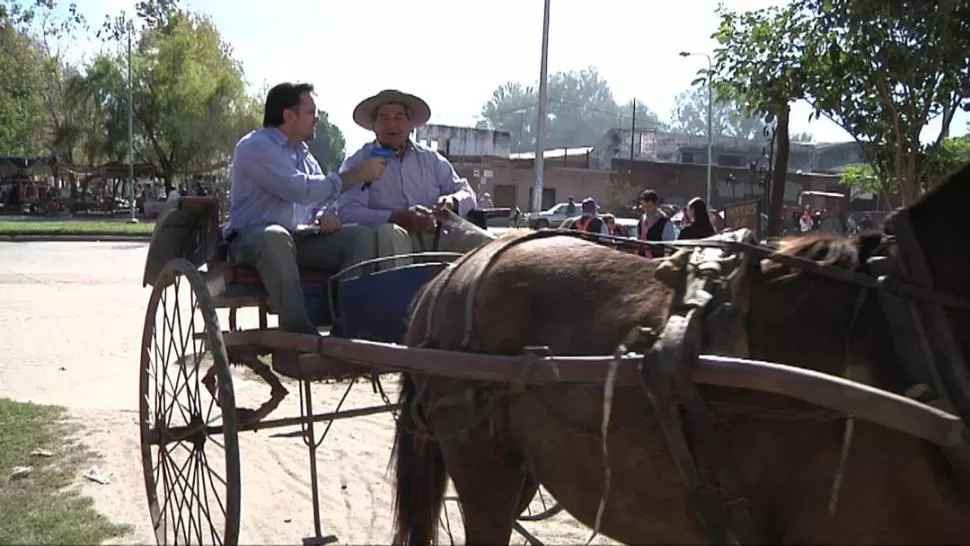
[655, 248, 691, 288]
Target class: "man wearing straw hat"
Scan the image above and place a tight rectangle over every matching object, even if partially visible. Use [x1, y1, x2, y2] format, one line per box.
[337, 89, 488, 265]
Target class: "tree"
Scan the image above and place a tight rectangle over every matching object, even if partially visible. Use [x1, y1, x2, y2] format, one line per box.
[476, 81, 535, 153]
[669, 86, 767, 139]
[0, 1, 48, 155]
[477, 67, 664, 152]
[307, 110, 345, 173]
[601, 178, 641, 214]
[616, 99, 664, 133]
[99, 0, 260, 186]
[799, 0, 970, 206]
[843, 136, 970, 199]
[64, 53, 131, 167]
[791, 132, 813, 142]
[709, 3, 811, 236]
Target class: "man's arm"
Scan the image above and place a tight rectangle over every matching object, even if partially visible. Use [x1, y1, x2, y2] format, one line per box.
[661, 218, 676, 241]
[236, 136, 374, 206]
[234, 136, 342, 206]
[336, 146, 395, 227]
[433, 153, 477, 216]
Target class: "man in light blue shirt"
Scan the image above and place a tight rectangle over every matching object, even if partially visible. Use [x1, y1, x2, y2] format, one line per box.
[337, 89, 488, 263]
[226, 82, 386, 335]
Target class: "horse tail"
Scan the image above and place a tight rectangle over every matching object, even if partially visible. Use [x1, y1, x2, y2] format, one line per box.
[391, 374, 447, 546]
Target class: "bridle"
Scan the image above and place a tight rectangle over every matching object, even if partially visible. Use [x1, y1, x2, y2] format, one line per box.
[549, 219, 970, 544]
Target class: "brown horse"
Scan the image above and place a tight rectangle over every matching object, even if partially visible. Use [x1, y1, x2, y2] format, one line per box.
[390, 165, 970, 544]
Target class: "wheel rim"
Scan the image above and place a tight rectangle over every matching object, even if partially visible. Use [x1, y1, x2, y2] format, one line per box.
[140, 259, 241, 545]
[441, 484, 562, 544]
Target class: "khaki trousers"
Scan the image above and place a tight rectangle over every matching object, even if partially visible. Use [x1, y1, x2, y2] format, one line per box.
[373, 223, 493, 270]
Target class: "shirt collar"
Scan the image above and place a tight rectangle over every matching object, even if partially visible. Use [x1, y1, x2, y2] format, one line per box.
[266, 127, 308, 152]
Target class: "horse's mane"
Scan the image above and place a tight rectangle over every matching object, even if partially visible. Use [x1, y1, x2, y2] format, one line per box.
[762, 231, 864, 274]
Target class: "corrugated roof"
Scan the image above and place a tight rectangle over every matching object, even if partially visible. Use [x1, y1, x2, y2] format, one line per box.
[510, 146, 594, 160]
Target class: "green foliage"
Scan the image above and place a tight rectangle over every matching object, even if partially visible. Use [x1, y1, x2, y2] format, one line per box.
[841, 136, 970, 194]
[709, 0, 970, 205]
[708, 2, 810, 123]
[0, 0, 262, 189]
[669, 86, 768, 139]
[477, 67, 665, 152]
[307, 110, 346, 174]
[0, 22, 46, 155]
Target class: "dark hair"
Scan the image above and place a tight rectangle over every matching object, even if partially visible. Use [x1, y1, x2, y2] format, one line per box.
[688, 197, 714, 229]
[263, 82, 314, 128]
[639, 189, 659, 204]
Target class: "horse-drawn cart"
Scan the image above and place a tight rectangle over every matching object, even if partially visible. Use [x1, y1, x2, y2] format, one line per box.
[140, 196, 565, 545]
[140, 195, 970, 545]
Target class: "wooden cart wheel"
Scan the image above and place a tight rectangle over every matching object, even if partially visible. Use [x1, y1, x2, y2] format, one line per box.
[140, 258, 241, 545]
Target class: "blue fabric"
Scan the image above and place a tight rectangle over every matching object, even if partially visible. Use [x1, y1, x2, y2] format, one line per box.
[332, 263, 449, 343]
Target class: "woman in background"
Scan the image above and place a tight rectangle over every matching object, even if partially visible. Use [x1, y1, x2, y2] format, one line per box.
[677, 197, 716, 240]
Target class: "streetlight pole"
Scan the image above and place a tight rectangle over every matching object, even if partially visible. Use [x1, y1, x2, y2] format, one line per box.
[127, 20, 138, 224]
[532, 0, 551, 213]
[679, 51, 713, 206]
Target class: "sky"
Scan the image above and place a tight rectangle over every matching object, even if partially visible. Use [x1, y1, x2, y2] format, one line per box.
[69, 0, 969, 154]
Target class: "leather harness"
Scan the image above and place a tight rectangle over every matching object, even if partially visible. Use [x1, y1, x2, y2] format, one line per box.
[416, 218, 970, 544]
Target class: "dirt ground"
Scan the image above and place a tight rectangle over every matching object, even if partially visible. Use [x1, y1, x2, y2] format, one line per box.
[0, 241, 610, 545]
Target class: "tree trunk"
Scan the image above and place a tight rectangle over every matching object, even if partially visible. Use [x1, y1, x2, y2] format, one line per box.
[767, 105, 791, 237]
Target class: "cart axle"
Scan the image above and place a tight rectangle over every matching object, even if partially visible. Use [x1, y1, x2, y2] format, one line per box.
[145, 402, 403, 445]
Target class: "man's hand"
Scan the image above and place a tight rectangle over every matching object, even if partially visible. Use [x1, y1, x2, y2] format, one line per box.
[389, 209, 435, 234]
[434, 196, 458, 213]
[315, 215, 341, 235]
[340, 158, 386, 191]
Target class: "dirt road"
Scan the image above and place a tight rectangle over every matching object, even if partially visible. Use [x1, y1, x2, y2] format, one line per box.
[0, 241, 603, 545]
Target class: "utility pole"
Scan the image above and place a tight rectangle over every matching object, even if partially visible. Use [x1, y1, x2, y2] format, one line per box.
[629, 98, 636, 161]
[705, 67, 713, 205]
[127, 20, 138, 224]
[531, 0, 551, 213]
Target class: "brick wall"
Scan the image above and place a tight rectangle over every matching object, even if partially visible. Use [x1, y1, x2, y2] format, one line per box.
[451, 158, 613, 210]
[449, 156, 851, 213]
[612, 159, 847, 208]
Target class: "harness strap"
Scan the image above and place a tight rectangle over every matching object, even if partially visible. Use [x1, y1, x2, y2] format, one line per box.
[641, 265, 762, 545]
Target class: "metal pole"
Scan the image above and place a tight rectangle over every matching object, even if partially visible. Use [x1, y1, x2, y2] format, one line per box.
[127, 22, 138, 224]
[629, 98, 636, 161]
[705, 54, 713, 206]
[531, 0, 551, 213]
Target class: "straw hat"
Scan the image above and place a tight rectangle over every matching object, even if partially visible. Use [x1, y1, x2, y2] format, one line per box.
[352, 89, 431, 131]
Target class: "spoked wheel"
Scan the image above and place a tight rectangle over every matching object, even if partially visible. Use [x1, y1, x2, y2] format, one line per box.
[140, 258, 241, 545]
[518, 487, 563, 522]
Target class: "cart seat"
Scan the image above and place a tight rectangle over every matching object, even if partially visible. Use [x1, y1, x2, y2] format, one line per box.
[224, 265, 333, 285]
[221, 264, 336, 326]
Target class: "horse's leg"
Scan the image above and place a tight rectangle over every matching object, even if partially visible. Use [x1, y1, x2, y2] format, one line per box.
[514, 472, 540, 516]
[436, 402, 527, 544]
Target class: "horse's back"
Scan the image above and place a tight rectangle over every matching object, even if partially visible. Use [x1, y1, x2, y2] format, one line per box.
[407, 233, 673, 355]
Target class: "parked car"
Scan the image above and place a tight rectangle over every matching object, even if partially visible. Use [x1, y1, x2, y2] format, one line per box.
[524, 202, 595, 228]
